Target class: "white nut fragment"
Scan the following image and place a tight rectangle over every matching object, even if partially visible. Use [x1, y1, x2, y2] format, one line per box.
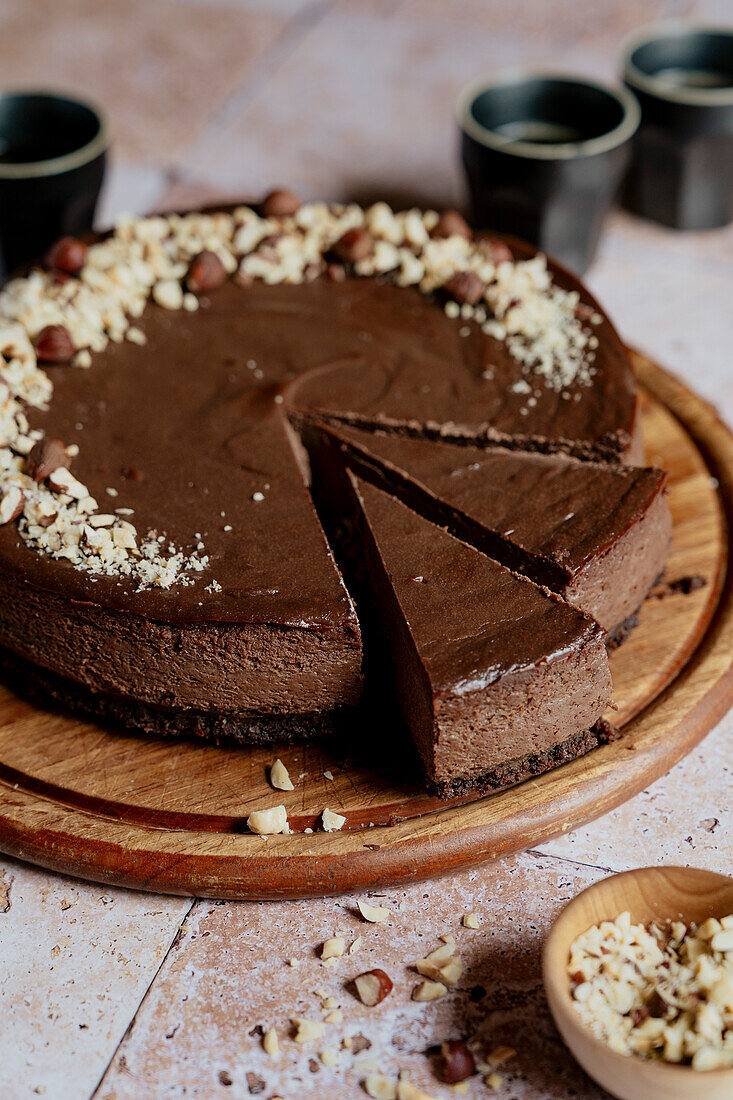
[319, 805, 345, 827]
[485, 1045, 516, 1068]
[358, 899, 390, 924]
[397, 1075, 437, 1099]
[711, 928, 733, 953]
[411, 979, 448, 1002]
[321, 936, 345, 960]
[319, 1047, 338, 1067]
[0, 485, 23, 524]
[354, 968, 393, 1006]
[270, 758, 294, 791]
[364, 1074, 397, 1100]
[463, 911, 481, 929]
[247, 805, 288, 835]
[322, 807, 346, 832]
[263, 1027, 278, 1056]
[47, 467, 87, 499]
[415, 941, 462, 985]
[112, 522, 138, 551]
[152, 279, 184, 310]
[291, 1017, 324, 1044]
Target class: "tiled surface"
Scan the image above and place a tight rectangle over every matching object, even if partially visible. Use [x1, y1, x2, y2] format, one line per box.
[0, 857, 192, 1099]
[95, 853, 612, 1100]
[0, 1, 731, 1098]
[0, 0, 285, 164]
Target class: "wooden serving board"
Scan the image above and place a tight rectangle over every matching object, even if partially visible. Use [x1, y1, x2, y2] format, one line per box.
[0, 351, 730, 899]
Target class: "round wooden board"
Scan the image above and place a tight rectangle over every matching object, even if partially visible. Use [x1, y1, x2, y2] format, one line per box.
[0, 351, 731, 899]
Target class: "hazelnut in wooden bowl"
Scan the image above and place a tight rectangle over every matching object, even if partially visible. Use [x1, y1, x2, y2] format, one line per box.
[542, 866, 733, 1100]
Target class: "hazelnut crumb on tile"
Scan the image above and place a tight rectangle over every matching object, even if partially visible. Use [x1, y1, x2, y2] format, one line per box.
[262, 1027, 278, 1056]
[364, 1074, 397, 1100]
[357, 899, 390, 923]
[291, 1017, 324, 1044]
[483, 1045, 516, 1068]
[412, 979, 448, 1002]
[320, 936, 345, 960]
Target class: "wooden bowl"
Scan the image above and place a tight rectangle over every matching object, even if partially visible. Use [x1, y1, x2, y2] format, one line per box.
[542, 866, 733, 1100]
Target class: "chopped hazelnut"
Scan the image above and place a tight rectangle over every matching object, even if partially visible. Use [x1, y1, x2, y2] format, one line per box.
[354, 969, 393, 1007]
[269, 758, 294, 791]
[262, 1027, 278, 1056]
[397, 1076, 437, 1100]
[412, 980, 448, 1002]
[364, 1074, 397, 1100]
[247, 805, 288, 835]
[322, 807, 346, 832]
[357, 899, 389, 924]
[0, 486, 23, 524]
[291, 1017, 324, 1044]
[440, 1039, 475, 1083]
[321, 936, 345, 960]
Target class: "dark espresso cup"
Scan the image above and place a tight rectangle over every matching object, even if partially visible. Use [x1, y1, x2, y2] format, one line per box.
[0, 91, 107, 280]
[458, 72, 640, 273]
[622, 23, 733, 229]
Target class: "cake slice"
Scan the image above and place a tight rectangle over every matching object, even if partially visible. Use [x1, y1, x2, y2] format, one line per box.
[307, 422, 671, 641]
[346, 474, 613, 797]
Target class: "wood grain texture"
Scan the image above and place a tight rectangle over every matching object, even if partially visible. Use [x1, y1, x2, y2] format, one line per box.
[543, 866, 733, 1100]
[0, 351, 730, 899]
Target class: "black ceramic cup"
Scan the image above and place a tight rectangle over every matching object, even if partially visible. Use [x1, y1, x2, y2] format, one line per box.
[0, 91, 108, 280]
[622, 23, 733, 229]
[457, 72, 641, 273]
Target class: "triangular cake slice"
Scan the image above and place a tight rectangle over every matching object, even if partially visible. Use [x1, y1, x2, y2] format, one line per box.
[347, 474, 613, 797]
[307, 422, 671, 640]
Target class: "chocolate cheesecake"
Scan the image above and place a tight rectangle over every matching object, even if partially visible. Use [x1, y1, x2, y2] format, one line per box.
[304, 421, 671, 640]
[0, 196, 663, 793]
[346, 475, 613, 796]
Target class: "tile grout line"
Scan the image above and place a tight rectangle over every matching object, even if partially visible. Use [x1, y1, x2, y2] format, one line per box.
[86, 897, 198, 1100]
[527, 847, 620, 876]
[176, 0, 337, 179]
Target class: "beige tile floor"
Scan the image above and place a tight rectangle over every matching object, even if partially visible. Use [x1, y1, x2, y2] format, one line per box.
[0, 1, 731, 1097]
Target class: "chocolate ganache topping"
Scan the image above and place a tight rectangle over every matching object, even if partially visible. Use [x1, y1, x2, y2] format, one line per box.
[0, 198, 638, 627]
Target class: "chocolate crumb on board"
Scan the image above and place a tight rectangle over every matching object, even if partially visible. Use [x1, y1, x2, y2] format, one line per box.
[650, 574, 707, 598]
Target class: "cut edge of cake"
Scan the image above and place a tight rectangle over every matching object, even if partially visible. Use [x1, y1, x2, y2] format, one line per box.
[301, 419, 671, 640]
[343, 473, 614, 797]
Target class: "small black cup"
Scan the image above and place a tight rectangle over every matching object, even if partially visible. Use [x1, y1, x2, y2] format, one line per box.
[0, 91, 108, 280]
[622, 23, 733, 229]
[458, 72, 640, 273]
